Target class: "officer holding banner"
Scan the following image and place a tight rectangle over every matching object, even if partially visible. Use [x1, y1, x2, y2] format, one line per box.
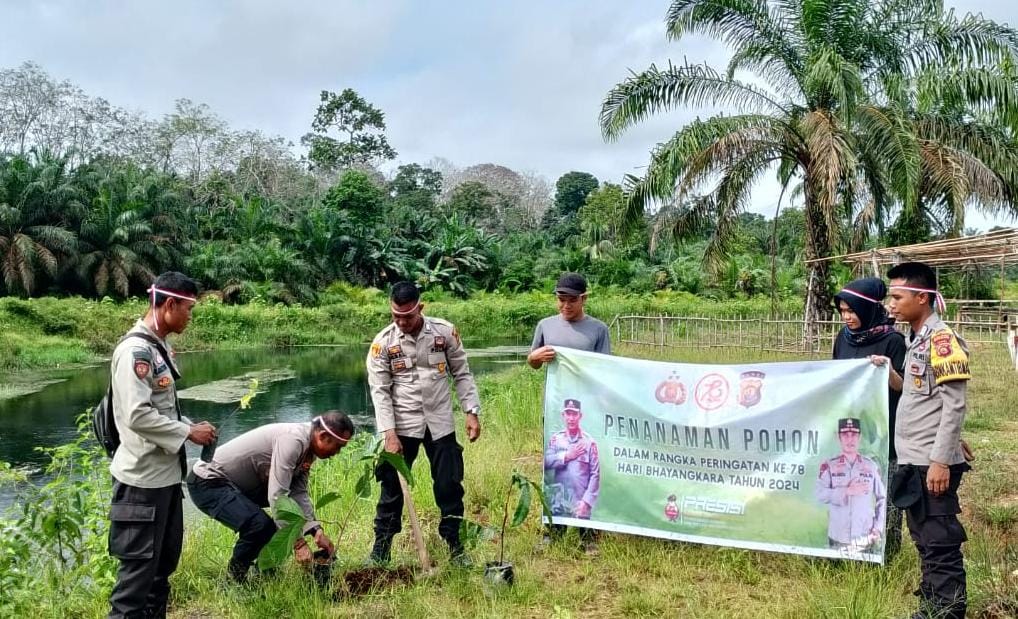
[815, 417, 886, 551]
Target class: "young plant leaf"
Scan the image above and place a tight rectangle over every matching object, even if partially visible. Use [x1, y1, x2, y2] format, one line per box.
[378, 451, 414, 487]
[256, 495, 307, 570]
[511, 478, 531, 527]
[527, 478, 553, 524]
[315, 491, 342, 510]
[355, 469, 374, 499]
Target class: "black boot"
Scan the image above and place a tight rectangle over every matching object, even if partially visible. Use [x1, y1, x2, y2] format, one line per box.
[369, 536, 393, 565]
[448, 541, 472, 568]
[227, 558, 250, 583]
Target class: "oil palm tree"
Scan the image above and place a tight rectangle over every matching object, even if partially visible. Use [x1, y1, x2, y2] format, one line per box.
[600, 0, 1018, 330]
[0, 153, 78, 295]
[74, 166, 175, 297]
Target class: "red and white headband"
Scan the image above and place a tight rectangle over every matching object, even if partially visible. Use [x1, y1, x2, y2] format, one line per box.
[839, 288, 881, 304]
[147, 286, 197, 330]
[148, 286, 197, 302]
[889, 285, 946, 313]
[390, 301, 421, 317]
[313, 416, 349, 444]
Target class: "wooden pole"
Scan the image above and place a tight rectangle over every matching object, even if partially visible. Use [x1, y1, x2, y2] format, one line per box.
[398, 473, 435, 575]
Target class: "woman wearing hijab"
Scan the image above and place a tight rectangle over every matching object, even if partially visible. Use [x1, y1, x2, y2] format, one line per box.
[832, 276, 906, 559]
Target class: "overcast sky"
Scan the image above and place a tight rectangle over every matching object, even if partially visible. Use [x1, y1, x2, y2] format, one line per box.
[2, 0, 1016, 229]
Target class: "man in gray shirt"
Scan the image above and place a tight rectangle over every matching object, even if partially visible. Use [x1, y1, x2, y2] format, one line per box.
[529, 273, 610, 554]
[188, 412, 354, 583]
[528, 273, 611, 369]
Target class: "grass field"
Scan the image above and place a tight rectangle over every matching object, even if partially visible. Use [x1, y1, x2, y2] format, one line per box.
[117, 345, 1018, 617]
[2, 323, 1015, 618]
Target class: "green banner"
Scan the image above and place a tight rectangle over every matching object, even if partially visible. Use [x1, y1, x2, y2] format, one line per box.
[543, 348, 890, 563]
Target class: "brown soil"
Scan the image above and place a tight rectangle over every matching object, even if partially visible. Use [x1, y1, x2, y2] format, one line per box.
[333, 566, 416, 599]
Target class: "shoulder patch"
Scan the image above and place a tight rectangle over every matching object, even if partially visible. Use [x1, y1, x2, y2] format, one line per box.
[370, 343, 382, 359]
[134, 358, 151, 379]
[429, 317, 454, 329]
[931, 329, 970, 385]
[131, 347, 153, 363]
[819, 461, 829, 478]
[375, 323, 397, 340]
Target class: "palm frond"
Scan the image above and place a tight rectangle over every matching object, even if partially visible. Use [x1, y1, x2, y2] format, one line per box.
[600, 62, 788, 140]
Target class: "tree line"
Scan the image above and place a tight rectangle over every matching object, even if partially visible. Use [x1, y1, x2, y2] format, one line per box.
[0, 62, 816, 304]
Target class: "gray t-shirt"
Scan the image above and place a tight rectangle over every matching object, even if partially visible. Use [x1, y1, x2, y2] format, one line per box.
[531, 315, 611, 354]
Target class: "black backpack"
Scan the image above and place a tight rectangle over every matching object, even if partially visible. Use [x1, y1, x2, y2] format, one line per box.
[92, 332, 181, 458]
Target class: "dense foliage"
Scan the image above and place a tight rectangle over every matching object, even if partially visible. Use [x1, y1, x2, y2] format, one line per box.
[0, 62, 817, 305]
[601, 0, 1018, 325]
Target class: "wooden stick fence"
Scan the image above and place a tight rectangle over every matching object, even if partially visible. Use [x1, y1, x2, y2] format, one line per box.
[609, 313, 1010, 357]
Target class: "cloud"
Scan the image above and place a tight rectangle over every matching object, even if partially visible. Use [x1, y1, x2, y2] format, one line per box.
[1, 0, 1016, 229]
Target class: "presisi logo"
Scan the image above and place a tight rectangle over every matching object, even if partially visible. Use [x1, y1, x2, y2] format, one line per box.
[681, 496, 746, 517]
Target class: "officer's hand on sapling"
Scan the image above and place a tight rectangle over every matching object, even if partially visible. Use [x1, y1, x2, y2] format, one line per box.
[384, 430, 403, 454]
[314, 529, 335, 557]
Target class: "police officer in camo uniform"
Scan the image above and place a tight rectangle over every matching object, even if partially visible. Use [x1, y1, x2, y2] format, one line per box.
[815, 417, 886, 551]
[107, 272, 217, 619]
[366, 282, 482, 566]
[886, 262, 972, 619]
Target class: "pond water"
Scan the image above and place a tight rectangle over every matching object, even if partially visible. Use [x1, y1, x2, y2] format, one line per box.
[0, 340, 527, 510]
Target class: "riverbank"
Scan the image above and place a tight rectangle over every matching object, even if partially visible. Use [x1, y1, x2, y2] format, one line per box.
[0, 292, 799, 374]
[2, 344, 1014, 618]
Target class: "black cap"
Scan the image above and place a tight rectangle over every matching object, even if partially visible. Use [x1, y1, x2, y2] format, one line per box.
[838, 418, 861, 433]
[555, 273, 587, 296]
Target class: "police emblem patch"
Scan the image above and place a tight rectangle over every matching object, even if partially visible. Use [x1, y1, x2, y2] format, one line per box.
[655, 373, 687, 405]
[157, 375, 172, 389]
[371, 343, 382, 358]
[932, 333, 953, 357]
[738, 370, 765, 408]
[134, 360, 150, 379]
[433, 336, 446, 352]
[436, 362, 446, 376]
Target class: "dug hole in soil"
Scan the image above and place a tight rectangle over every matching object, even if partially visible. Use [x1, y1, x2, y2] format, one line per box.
[333, 566, 416, 599]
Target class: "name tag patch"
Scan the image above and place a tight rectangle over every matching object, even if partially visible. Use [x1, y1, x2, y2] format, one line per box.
[392, 357, 414, 372]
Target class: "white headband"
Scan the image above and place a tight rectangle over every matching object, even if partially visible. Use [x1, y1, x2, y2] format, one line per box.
[313, 416, 349, 444]
[889, 285, 946, 313]
[838, 288, 881, 304]
[147, 286, 197, 330]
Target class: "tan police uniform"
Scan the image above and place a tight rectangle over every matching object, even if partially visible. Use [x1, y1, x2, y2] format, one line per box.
[107, 319, 191, 618]
[366, 315, 480, 555]
[894, 312, 971, 617]
[367, 316, 480, 437]
[815, 452, 886, 547]
[110, 320, 190, 487]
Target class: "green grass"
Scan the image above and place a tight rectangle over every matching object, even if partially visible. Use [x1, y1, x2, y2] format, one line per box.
[0, 292, 803, 373]
[2, 305, 1015, 618]
[167, 348, 1018, 617]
